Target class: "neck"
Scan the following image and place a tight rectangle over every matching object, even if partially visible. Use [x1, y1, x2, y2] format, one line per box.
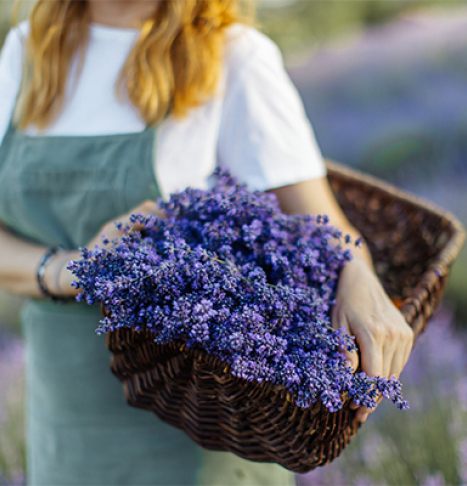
[88, 1, 159, 29]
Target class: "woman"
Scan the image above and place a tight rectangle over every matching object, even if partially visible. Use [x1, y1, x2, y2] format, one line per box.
[0, 0, 414, 484]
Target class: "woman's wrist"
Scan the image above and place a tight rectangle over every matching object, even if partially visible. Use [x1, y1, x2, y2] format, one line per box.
[41, 248, 81, 299]
[57, 250, 82, 297]
[342, 256, 376, 283]
[347, 242, 375, 274]
[37, 247, 62, 299]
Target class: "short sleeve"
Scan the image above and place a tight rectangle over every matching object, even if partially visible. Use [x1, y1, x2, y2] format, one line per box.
[217, 27, 326, 191]
[0, 23, 26, 147]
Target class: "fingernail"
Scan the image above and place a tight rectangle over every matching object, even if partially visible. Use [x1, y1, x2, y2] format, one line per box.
[346, 362, 356, 373]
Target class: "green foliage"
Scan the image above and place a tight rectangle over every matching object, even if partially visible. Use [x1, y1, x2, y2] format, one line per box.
[2, 1, 466, 54]
[337, 398, 462, 485]
[446, 248, 467, 329]
[0, 0, 13, 47]
[258, 0, 467, 57]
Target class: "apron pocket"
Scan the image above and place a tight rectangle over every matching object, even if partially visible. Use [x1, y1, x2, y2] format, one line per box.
[8, 167, 131, 248]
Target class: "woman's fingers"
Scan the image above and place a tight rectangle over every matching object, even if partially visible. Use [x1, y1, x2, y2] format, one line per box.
[389, 336, 413, 382]
[358, 327, 384, 383]
[382, 341, 397, 379]
[384, 319, 413, 380]
[91, 200, 164, 249]
[331, 309, 360, 411]
[121, 200, 164, 226]
[110, 200, 163, 233]
[331, 260, 415, 425]
[358, 371, 401, 425]
[126, 200, 163, 219]
[355, 394, 383, 424]
[351, 317, 412, 423]
[353, 328, 385, 422]
[331, 310, 359, 372]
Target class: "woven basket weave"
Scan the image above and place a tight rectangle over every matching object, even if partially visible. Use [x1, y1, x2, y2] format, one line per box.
[105, 160, 465, 473]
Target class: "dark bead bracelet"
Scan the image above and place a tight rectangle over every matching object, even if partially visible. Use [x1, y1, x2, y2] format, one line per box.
[36, 246, 75, 303]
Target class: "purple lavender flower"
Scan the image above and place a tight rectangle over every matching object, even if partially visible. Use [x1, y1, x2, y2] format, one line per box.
[193, 299, 217, 323]
[421, 472, 446, 486]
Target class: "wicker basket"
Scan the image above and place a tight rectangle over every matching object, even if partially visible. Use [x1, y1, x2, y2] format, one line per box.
[105, 160, 465, 473]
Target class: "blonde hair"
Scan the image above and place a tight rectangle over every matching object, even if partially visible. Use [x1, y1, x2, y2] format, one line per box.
[14, 0, 258, 130]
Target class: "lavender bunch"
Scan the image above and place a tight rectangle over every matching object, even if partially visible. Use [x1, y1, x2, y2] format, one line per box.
[69, 168, 408, 413]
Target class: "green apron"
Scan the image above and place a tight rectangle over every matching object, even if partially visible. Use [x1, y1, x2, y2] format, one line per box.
[0, 121, 295, 486]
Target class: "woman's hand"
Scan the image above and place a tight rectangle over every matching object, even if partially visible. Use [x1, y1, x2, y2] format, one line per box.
[331, 258, 414, 424]
[269, 177, 415, 423]
[85, 199, 164, 251]
[44, 199, 164, 298]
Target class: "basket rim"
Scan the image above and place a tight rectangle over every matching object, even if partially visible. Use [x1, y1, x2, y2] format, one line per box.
[326, 159, 466, 335]
[107, 327, 351, 411]
[325, 159, 466, 264]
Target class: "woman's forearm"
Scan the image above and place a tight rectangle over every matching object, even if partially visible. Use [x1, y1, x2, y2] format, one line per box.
[0, 221, 47, 297]
[267, 177, 374, 270]
[331, 219, 374, 271]
[0, 221, 79, 298]
[0, 199, 163, 299]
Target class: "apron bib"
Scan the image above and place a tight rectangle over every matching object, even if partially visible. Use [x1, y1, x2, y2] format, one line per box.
[0, 123, 295, 486]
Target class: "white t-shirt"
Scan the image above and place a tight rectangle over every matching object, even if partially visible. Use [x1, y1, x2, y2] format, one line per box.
[0, 21, 326, 200]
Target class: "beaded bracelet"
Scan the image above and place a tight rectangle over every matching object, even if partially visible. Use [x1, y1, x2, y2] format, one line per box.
[36, 246, 74, 303]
